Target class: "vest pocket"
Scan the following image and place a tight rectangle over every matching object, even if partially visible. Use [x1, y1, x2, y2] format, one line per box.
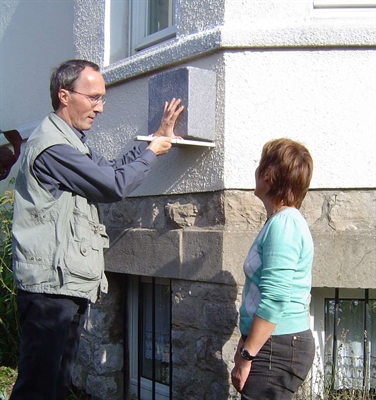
[65, 213, 104, 280]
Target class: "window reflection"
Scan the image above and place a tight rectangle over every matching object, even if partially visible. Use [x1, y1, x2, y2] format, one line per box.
[141, 281, 171, 385]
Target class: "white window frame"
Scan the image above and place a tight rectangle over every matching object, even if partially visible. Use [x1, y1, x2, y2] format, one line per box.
[104, 0, 176, 65]
[127, 276, 171, 400]
[314, 0, 376, 7]
[313, 0, 376, 18]
[130, 0, 176, 54]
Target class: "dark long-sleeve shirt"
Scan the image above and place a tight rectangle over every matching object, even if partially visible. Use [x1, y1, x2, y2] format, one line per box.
[33, 128, 156, 203]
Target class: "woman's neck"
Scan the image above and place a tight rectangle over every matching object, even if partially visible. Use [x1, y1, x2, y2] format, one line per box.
[265, 203, 291, 222]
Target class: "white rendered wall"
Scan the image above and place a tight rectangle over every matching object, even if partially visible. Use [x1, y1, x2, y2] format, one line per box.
[1, 0, 375, 195]
[223, 49, 376, 189]
[0, 0, 76, 194]
[93, 45, 376, 195]
[94, 0, 375, 195]
[90, 55, 225, 196]
[0, 0, 76, 132]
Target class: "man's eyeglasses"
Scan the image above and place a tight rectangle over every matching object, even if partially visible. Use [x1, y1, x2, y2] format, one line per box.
[67, 90, 106, 106]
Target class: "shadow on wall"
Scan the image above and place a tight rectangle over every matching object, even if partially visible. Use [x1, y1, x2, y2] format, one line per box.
[171, 270, 240, 400]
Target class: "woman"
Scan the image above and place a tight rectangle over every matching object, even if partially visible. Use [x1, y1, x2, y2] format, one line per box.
[231, 138, 315, 400]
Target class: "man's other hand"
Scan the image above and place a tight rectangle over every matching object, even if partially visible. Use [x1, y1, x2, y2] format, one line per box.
[147, 136, 172, 156]
[153, 98, 184, 138]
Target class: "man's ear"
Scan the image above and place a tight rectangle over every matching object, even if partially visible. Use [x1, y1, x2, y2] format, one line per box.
[58, 89, 69, 106]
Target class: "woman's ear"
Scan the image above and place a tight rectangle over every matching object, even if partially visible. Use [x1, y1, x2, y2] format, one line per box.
[263, 166, 272, 182]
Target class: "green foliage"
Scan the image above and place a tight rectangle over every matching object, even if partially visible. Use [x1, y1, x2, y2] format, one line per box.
[0, 183, 20, 369]
[66, 386, 92, 399]
[0, 366, 17, 399]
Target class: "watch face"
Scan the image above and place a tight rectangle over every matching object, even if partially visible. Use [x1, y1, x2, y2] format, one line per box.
[240, 348, 254, 361]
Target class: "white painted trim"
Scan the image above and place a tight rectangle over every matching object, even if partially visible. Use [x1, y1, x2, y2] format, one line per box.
[103, 0, 111, 66]
[314, 0, 376, 7]
[134, 26, 176, 52]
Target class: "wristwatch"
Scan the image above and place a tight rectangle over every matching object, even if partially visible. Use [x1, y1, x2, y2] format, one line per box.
[240, 347, 255, 361]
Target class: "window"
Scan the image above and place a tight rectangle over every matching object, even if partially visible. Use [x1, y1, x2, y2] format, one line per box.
[313, 0, 376, 18]
[132, 0, 176, 52]
[127, 276, 172, 400]
[324, 289, 376, 394]
[105, 0, 176, 65]
[314, 0, 376, 7]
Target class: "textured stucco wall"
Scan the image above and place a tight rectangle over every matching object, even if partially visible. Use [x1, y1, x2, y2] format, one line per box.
[90, 54, 225, 196]
[90, 44, 376, 195]
[88, 0, 375, 195]
[2, 0, 374, 195]
[73, 0, 105, 65]
[0, 0, 76, 131]
[223, 49, 376, 189]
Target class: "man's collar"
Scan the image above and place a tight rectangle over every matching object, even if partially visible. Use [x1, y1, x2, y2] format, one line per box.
[71, 126, 87, 144]
[52, 112, 88, 143]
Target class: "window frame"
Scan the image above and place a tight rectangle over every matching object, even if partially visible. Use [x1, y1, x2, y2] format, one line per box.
[314, 0, 376, 7]
[130, 0, 176, 54]
[320, 289, 376, 393]
[311, 288, 376, 397]
[127, 275, 172, 400]
[313, 0, 376, 18]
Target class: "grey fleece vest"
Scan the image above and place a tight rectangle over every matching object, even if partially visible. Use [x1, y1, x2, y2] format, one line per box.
[12, 112, 108, 302]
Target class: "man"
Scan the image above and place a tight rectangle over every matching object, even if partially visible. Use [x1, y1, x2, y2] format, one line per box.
[10, 59, 183, 400]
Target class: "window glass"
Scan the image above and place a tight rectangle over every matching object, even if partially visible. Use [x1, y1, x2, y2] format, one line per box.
[105, 0, 176, 64]
[148, 0, 173, 35]
[141, 281, 171, 385]
[325, 297, 376, 391]
[128, 276, 171, 400]
[133, 0, 176, 53]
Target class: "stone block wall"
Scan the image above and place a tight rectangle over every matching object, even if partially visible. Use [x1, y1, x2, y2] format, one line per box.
[171, 279, 241, 400]
[73, 189, 376, 399]
[72, 273, 125, 399]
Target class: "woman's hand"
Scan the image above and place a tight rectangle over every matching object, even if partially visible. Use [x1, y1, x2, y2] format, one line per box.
[231, 337, 252, 393]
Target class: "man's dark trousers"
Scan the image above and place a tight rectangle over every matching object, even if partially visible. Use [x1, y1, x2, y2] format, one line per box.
[10, 290, 88, 400]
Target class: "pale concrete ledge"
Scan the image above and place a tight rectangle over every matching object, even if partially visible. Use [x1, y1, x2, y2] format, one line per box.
[104, 226, 376, 288]
[104, 227, 248, 285]
[312, 231, 376, 288]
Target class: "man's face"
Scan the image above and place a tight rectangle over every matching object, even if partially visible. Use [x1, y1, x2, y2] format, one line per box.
[58, 67, 106, 131]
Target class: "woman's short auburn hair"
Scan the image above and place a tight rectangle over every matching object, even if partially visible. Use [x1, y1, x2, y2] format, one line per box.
[258, 138, 313, 209]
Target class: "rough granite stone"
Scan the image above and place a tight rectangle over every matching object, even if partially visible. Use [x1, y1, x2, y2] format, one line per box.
[148, 67, 216, 141]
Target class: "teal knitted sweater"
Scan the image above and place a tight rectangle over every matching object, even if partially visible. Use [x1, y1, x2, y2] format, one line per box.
[239, 208, 313, 336]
